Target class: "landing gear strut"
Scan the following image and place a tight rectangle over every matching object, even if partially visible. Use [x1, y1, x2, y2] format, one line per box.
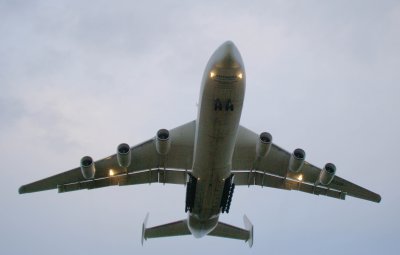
[220, 174, 235, 213]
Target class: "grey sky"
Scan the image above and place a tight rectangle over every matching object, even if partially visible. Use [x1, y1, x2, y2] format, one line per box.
[1, 0, 399, 254]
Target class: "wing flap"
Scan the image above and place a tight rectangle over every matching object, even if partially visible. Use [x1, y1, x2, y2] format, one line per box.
[56, 170, 187, 193]
[234, 171, 346, 200]
[158, 169, 188, 185]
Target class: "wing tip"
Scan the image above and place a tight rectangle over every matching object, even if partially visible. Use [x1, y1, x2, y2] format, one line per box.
[141, 213, 150, 245]
[243, 215, 254, 248]
[361, 192, 381, 203]
[18, 185, 26, 194]
[375, 194, 382, 203]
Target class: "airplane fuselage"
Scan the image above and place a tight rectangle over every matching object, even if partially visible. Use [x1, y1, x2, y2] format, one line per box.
[188, 41, 246, 237]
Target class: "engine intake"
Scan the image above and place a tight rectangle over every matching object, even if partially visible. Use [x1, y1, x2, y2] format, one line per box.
[256, 132, 272, 158]
[80, 156, 96, 179]
[319, 163, 336, 185]
[288, 148, 305, 172]
[155, 129, 171, 155]
[117, 143, 131, 168]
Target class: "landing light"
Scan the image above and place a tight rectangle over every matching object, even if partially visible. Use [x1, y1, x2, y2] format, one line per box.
[297, 174, 303, 181]
[210, 72, 215, 78]
[109, 169, 115, 176]
[238, 73, 243, 79]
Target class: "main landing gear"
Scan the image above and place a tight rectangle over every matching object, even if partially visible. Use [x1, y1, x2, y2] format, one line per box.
[220, 174, 235, 213]
[185, 173, 197, 213]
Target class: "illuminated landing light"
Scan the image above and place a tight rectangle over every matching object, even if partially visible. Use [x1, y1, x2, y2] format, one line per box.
[109, 169, 115, 176]
[297, 174, 303, 181]
[237, 73, 243, 79]
[210, 72, 216, 78]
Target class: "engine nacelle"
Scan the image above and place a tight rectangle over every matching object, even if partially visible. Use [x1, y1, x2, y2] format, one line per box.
[319, 163, 336, 185]
[117, 143, 131, 168]
[155, 129, 171, 155]
[288, 148, 306, 172]
[80, 156, 96, 179]
[256, 132, 272, 158]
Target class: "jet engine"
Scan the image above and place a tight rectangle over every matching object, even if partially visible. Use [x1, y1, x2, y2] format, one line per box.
[155, 129, 171, 155]
[80, 156, 96, 179]
[318, 163, 336, 185]
[288, 148, 306, 172]
[117, 143, 131, 168]
[256, 132, 272, 158]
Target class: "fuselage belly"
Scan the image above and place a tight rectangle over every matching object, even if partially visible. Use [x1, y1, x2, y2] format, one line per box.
[188, 41, 246, 238]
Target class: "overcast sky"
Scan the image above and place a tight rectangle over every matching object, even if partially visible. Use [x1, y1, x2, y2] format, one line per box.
[1, 1, 399, 254]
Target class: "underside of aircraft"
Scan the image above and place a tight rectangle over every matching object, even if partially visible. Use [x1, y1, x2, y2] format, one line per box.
[19, 41, 381, 247]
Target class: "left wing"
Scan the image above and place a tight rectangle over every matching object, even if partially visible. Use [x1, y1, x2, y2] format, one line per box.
[19, 121, 196, 194]
[232, 125, 381, 203]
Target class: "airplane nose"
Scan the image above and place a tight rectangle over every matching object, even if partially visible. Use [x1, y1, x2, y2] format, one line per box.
[212, 41, 243, 68]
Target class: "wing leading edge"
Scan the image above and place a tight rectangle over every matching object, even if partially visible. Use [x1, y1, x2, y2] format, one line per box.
[232, 125, 381, 203]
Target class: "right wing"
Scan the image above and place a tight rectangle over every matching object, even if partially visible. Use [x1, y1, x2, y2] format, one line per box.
[232, 125, 381, 203]
[19, 120, 196, 194]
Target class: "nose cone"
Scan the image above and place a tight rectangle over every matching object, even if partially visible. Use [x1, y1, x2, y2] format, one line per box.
[210, 41, 243, 69]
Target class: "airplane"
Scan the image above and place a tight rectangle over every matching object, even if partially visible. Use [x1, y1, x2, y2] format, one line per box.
[19, 41, 381, 247]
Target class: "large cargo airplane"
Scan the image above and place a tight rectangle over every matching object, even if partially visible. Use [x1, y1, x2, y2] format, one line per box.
[19, 41, 381, 247]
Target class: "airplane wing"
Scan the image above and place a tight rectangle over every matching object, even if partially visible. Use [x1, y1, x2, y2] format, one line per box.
[231, 125, 381, 203]
[19, 121, 196, 194]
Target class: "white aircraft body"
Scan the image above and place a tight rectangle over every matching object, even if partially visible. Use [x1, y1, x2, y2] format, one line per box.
[19, 41, 381, 247]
